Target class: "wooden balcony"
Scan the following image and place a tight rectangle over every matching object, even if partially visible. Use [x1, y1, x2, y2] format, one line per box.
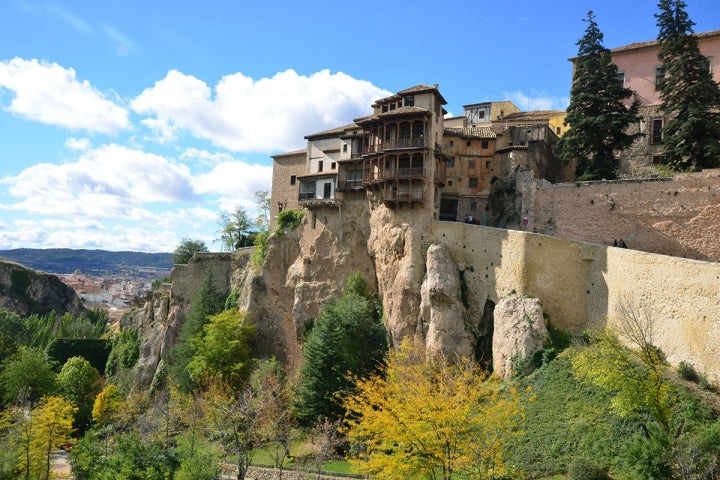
[336, 179, 365, 191]
[381, 167, 426, 180]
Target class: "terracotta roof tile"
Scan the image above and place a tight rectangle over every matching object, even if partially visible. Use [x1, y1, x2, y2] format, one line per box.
[444, 126, 497, 139]
[305, 123, 360, 139]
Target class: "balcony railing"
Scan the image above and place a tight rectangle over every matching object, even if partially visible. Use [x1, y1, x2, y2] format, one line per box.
[337, 179, 365, 191]
[361, 138, 428, 155]
[383, 189, 425, 203]
[298, 192, 317, 201]
[381, 167, 426, 180]
[382, 138, 427, 150]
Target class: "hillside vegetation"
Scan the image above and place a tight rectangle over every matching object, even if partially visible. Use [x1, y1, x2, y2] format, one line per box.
[0, 248, 172, 275]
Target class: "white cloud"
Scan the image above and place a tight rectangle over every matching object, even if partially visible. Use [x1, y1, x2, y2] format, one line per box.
[131, 68, 391, 152]
[65, 137, 91, 151]
[193, 160, 272, 212]
[504, 90, 570, 111]
[0, 144, 195, 218]
[0, 58, 130, 134]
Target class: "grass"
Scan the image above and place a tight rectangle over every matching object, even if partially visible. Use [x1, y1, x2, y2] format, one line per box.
[249, 436, 359, 476]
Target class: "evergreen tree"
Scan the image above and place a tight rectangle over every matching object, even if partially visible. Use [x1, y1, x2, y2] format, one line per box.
[559, 11, 641, 180]
[656, 0, 720, 170]
[294, 273, 388, 426]
[168, 271, 225, 392]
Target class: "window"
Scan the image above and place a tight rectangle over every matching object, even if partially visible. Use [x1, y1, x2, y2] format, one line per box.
[468, 160, 475, 169]
[342, 144, 347, 152]
[318, 160, 324, 172]
[700, 56, 712, 73]
[469, 177, 478, 188]
[616, 71, 625, 88]
[655, 66, 666, 91]
[405, 96, 414, 107]
[449, 140, 454, 147]
[651, 118, 664, 144]
[446, 156, 455, 167]
[389, 102, 396, 111]
[331, 162, 336, 170]
[652, 154, 663, 164]
[382, 104, 388, 113]
[485, 161, 491, 169]
[448, 180, 453, 186]
[290, 175, 296, 185]
[481, 140, 489, 149]
[466, 140, 471, 147]
[479, 110, 485, 119]
[556, 126, 561, 135]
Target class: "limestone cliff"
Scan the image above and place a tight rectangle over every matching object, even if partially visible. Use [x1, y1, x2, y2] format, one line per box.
[0, 258, 86, 317]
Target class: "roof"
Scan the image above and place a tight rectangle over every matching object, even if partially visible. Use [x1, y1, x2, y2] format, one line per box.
[503, 110, 565, 122]
[271, 148, 307, 159]
[570, 29, 720, 61]
[444, 126, 497, 139]
[354, 105, 432, 124]
[374, 84, 447, 106]
[611, 28, 720, 55]
[305, 123, 360, 140]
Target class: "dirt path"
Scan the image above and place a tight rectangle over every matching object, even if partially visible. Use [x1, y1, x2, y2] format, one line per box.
[50, 450, 74, 480]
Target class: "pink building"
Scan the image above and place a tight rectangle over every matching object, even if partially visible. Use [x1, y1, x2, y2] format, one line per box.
[607, 30, 720, 175]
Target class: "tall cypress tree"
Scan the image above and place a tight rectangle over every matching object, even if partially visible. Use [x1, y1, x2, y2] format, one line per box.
[559, 11, 641, 180]
[656, 0, 720, 170]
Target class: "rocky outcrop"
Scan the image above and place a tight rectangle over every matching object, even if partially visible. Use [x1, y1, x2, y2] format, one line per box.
[492, 296, 547, 378]
[0, 258, 86, 317]
[120, 288, 178, 391]
[419, 243, 473, 357]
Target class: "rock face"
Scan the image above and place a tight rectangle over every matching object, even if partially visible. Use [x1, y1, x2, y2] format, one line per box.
[0, 259, 86, 317]
[492, 296, 548, 378]
[120, 288, 178, 391]
[419, 243, 473, 357]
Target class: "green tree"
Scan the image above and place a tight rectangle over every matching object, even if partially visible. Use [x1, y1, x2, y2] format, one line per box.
[0, 347, 55, 407]
[169, 270, 225, 392]
[186, 308, 255, 390]
[0, 308, 29, 363]
[172, 237, 209, 265]
[343, 341, 522, 480]
[294, 273, 388, 426]
[218, 206, 254, 251]
[56, 356, 101, 433]
[559, 11, 641, 180]
[656, 0, 720, 170]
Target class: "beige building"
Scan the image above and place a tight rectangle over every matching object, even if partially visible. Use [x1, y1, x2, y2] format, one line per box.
[271, 84, 448, 223]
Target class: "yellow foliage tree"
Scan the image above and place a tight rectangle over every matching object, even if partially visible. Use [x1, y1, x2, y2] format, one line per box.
[342, 341, 522, 480]
[92, 383, 123, 427]
[15, 395, 76, 480]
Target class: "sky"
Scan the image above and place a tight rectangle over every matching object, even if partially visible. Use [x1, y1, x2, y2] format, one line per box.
[0, 1, 718, 253]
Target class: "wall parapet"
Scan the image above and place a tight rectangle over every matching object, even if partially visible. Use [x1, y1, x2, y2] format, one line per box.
[431, 220, 720, 384]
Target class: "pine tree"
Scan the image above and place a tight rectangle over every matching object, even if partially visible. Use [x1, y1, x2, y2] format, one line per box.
[559, 11, 641, 180]
[656, 0, 720, 170]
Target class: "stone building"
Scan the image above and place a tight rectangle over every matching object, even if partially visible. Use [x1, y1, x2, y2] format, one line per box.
[269, 149, 305, 229]
[602, 29, 720, 176]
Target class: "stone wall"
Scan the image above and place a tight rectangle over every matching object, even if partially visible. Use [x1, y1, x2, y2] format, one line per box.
[170, 252, 235, 304]
[431, 221, 720, 383]
[527, 169, 720, 262]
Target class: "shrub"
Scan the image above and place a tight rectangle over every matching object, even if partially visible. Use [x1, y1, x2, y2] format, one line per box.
[276, 209, 304, 234]
[568, 457, 609, 480]
[677, 361, 700, 382]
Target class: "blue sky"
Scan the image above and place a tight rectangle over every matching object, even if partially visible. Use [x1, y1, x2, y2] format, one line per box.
[0, 1, 718, 253]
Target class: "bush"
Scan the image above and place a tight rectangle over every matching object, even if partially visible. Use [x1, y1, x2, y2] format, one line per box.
[276, 209, 304, 234]
[568, 457, 609, 480]
[677, 361, 700, 382]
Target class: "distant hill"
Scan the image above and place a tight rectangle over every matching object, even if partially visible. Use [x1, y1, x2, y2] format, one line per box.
[0, 248, 172, 276]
